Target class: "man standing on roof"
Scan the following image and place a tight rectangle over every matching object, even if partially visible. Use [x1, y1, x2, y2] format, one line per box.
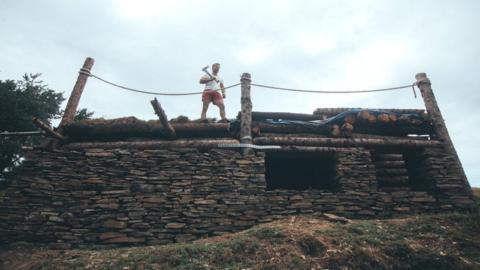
[200, 63, 228, 122]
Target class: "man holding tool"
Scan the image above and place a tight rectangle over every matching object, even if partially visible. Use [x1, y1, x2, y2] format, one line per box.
[200, 63, 228, 122]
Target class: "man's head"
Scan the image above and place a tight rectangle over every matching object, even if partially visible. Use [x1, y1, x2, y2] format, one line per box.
[212, 63, 220, 74]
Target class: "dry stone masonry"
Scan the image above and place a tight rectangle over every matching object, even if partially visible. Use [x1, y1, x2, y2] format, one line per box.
[0, 144, 476, 248]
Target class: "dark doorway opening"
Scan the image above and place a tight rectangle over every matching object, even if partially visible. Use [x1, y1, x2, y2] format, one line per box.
[265, 152, 337, 191]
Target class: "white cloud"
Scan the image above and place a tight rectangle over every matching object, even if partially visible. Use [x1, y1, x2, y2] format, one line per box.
[298, 32, 337, 55]
[340, 38, 411, 87]
[234, 39, 277, 66]
[113, 0, 187, 20]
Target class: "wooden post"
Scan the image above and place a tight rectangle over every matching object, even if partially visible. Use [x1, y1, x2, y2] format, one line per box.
[32, 117, 65, 141]
[59, 57, 95, 129]
[415, 73, 474, 196]
[240, 73, 252, 156]
[150, 98, 176, 138]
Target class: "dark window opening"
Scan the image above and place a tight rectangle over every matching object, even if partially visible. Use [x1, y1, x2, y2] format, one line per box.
[265, 152, 337, 191]
[404, 149, 433, 191]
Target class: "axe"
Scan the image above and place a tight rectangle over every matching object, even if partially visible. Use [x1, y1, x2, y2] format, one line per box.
[201, 66, 219, 83]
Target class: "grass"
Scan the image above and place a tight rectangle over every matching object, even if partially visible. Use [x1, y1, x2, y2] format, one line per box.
[1, 213, 479, 269]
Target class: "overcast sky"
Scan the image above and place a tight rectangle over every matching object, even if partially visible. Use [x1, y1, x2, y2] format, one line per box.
[1, 0, 479, 186]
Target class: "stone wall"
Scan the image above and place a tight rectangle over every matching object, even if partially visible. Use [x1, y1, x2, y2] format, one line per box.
[0, 146, 477, 247]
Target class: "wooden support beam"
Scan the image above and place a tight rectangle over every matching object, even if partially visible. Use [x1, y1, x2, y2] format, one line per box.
[59, 57, 95, 129]
[259, 146, 341, 153]
[171, 123, 229, 138]
[249, 111, 323, 121]
[64, 138, 240, 150]
[415, 72, 474, 197]
[150, 98, 176, 138]
[313, 108, 426, 118]
[240, 73, 252, 156]
[253, 136, 443, 148]
[32, 117, 65, 141]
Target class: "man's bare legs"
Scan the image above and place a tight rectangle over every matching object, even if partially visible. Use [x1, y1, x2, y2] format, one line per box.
[201, 101, 210, 120]
[214, 100, 227, 121]
[201, 100, 227, 121]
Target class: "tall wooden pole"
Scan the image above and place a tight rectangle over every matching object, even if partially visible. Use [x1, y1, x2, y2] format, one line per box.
[415, 72, 474, 196]
[240, 73, 252, 156]
[59, 57, 95, 129]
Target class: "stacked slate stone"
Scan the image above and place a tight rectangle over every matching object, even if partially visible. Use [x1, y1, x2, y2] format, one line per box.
[0, 145, 477, 247]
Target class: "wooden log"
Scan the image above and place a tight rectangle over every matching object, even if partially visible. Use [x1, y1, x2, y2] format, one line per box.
[351, 125, 432, 136]
[259, 146, 340, 153]
[32, 117, 65, 141]
[171, 123, 230, 138]
[253, 136, 443, 148]
[59, 57, 95, 129]
[151, 98, 176, 138]
[64, 138, 240, 150]
[64, 121, 231, 141]
[313, 108, 426, 117]
[341, 122, 354, 137]
[251, 115, 432, 136]
[252, 121, 331, 135]
[416, 72, 473, 196]
[249, 111, 323, 121]
[240, 73, 253, 156]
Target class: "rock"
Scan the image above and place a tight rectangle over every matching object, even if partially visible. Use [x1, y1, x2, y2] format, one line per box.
[103, 236, 145, 243]
[193, 199, 216, 205]
[99, 232, 126, 240]
[103, 219, 127, 229]
[48, 216, 64, 223]
[323, 213, 352, 224]
[142, 197, 165, 204]
[165, 223, 186, 229]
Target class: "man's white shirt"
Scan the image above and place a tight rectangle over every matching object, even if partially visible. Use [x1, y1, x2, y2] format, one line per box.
[201, 75, 223, 90]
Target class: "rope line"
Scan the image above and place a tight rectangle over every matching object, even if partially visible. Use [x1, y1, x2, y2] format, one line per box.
[80, 68, 417, 98]
[251, 83, 417, 98]
[80, 69, 239, 96]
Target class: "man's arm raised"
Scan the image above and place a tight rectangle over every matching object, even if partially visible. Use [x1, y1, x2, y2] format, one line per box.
[199, 75, 216, 84]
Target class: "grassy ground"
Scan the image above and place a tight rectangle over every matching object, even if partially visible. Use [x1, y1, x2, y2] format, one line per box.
[1, 213, 479, 270]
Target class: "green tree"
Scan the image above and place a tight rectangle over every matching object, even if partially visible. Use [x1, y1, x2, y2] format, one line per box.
[0, 73, 93, 180]
[74, 108, 95, 121]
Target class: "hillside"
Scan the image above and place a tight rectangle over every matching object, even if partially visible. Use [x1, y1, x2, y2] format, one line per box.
[1, 213, 479, 270]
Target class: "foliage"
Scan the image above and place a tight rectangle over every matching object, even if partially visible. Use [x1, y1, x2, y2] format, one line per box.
[0, 74, 93, 180]
[74, 108, 95, 121]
